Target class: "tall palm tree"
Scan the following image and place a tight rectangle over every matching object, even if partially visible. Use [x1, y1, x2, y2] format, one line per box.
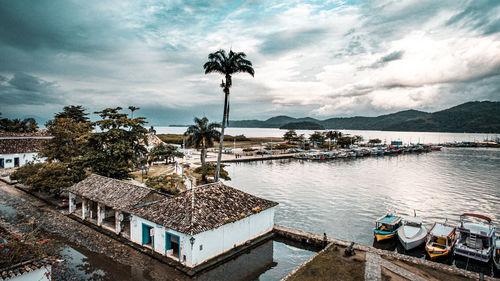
[203, 49, 254, 181]
[184, 117, 221, 165]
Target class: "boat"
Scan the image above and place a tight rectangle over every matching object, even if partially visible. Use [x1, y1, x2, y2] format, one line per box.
[494, 236, 500, 271]
[374, 215, 402, 242]
[397, 216, 427, 250]
[454, 213, 496, 263]
[425, 222, 457, 259]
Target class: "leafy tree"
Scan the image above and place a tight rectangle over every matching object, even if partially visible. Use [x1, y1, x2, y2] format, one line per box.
[150, 143, 184, 164]
[145, 174, 183, 195]
[42, 107, 93, 162]
[368, 138, 382, 144]
[283, 130, 298, 142]
[184, 117, 220, 165]
[194, 163, 230, 184]
[204, 49, 254, 181]
[309, 131, 326, 144]
[336, 136, 357, 148]
[11, 162, 85, 196]
[83, 107, 148, 180]
[54, 105, 89, 123]
[0, 117, 38, 133]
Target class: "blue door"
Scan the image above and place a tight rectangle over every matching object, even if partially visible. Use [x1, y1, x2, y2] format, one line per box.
[165, 232, 180, 261]
[142, 224, 153, 245]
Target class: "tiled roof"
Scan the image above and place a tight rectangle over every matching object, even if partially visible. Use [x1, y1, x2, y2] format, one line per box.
[132, 182, 279, 235]
[146, 134, 165, 147]
[0, 138, 46, 154]
[67, 174, 165, 212]
[0, 130, 50, 137]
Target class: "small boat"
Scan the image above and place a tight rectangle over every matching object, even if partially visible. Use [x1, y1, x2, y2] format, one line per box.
[397, 216, 427, 250]
[425, 222, 457, 259]
[374, 215, 402, 242]
[454, 213, 496, 263]
[494, 236, 500, 271]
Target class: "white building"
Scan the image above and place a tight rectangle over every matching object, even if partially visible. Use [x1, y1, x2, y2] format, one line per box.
[0, 132, 50, 169]
[130, 182, 278, 267]
[67, 175, 278, 268]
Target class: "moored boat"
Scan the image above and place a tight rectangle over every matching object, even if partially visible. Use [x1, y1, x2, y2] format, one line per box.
[374, 215, 402, 242]
[454, 213, 496, 263]
[494, 236, 500, 271]
[425, 222, 457, 259]
[397, 216, 427, 250]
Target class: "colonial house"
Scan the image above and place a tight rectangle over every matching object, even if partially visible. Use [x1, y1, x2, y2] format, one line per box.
[0, 131, 50, 169]
[67, 174, 278, 268]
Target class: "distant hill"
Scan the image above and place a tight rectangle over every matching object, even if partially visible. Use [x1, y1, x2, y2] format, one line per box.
[228, 101, 500, 133]
[280, 121, 325, 130]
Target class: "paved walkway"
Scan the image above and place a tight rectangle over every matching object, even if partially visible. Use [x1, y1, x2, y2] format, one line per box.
[365, 252, 429, 281]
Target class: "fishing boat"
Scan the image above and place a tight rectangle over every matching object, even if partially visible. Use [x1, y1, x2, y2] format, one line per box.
[454, 213, 496, 263]
[374, 215, 402, 242]
[425, 222, 457, 259]
[397, 216, 427, 250]
[494, 236, 500, 271]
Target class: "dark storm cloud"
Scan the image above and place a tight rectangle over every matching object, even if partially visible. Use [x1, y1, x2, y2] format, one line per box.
[0, 73, 63, 106]
[259, 27, 329, 55]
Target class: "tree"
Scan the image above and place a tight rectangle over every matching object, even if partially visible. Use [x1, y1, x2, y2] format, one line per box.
[283, 130, 298, 142]
[336, 136, 357, 148]
[54, 105, 89, 123]
[194, 163, 231, 184]
[145, 174, 183, 195]
[309, 131, 326, 144]
[184, 117, 220, 165]
[324, 130, 342, 150]
[0, 117, 38, 133]
[204, 49, 254, 181]
[42, 107, 93, 162]
[368, 138, 382, 145]
[150, 143, 184, 164]
[83, 107, 148, 180]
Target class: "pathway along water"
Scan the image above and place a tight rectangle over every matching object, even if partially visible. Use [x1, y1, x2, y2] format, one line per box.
[225, 147, 500, 277]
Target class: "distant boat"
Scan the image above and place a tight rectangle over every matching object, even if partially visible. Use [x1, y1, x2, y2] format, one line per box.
[397, 216, 427, 250]
[454, 213, 496, 263]
[425, 222, 457, 260]
[430, 146, 443, 151]
[374, 214, 402, 242]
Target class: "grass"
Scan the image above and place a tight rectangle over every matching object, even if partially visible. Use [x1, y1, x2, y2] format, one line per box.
[129, 164, 175, 183]
[287, 245, 365, 281]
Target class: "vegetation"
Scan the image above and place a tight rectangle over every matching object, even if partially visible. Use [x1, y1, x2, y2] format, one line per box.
[193, 163, 230, 184]
[368, 138, 382, 144]
[83, 107, 148, 180]
[54, 105, 90, 123]
[149, 143, 184, 164]
[145, 174, 183, 195]
[184, 117, 220, 165]
[309, 131, 326, 144]
[283, 130, 298, 142]
[0, 114, 38, 133]
[228, 101, 500, 133]
[204, 49, 255, 181]
[280, 121, 324, 130]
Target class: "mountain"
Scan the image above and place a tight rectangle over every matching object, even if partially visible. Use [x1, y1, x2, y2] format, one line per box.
[280, 121, 325, 130]
[229, 101, 500, 133]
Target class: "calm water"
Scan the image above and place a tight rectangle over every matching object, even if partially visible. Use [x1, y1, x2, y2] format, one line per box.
[225, 147, 500, 276]
[157, 126, 498, 144]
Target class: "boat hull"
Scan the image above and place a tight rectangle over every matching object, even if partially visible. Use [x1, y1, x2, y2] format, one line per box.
[375, 231, 397, 242]
[426, 247, 452, 260]
[397, 226, 427, 251]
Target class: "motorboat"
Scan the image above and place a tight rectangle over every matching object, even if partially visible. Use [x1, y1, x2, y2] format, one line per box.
[494, 236, 500, 271]
[454, 213, 496, 263]
[397, 216, 427, 250]
[374, 214, 402, 242]
[425, 222, 457, 259]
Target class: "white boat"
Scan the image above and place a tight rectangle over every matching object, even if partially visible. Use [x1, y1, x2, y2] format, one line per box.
[494, 236, 500, 271]
[397, 216, 427, 250]
[454, 213, 496, 263]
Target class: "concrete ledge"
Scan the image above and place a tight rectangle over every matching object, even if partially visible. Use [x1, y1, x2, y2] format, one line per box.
[209, 154, 294, 163]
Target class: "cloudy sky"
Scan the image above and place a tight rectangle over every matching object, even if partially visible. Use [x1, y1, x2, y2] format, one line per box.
[1, 0, 499, 125]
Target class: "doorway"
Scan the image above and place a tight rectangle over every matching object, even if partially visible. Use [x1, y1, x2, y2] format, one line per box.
[142, 224, 154, 247]
[14, 157, 19, 167]
[166, 232, 180, 260]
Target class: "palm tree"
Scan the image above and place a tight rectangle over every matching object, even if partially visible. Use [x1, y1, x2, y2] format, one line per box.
[204, 49, 254, 181]
[184, 117, 221, 165]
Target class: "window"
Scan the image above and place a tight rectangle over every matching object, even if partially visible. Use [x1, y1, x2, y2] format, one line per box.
[199, 244, 203, 251]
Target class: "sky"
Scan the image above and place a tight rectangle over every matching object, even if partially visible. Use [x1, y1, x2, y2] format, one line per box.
[0, 0, 499, 125]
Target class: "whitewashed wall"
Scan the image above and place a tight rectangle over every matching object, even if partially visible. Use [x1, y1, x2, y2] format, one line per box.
[190, 207, 276, 266]
[0, 152, 44, 168]
[130, 206, 276, 267]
